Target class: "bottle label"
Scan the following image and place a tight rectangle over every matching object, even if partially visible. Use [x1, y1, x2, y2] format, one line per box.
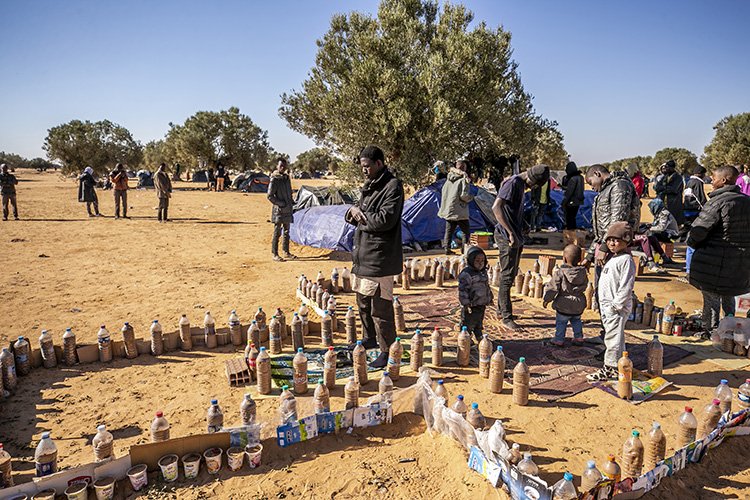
[738, 393, 750, 403]
[388, 357, 399, 366]
[293, 374, 307, 385]
[480, 356, 491, 363]
[618, 373, 632, 382]
[207, 425, 222, 433]
[16, 354, 27, 363]
[36, 460, 56, 477]
[98, 337, 110, 345]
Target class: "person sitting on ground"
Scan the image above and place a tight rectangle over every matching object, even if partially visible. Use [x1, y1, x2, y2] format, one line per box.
[438, 159, 474, 255]
[688, 165, 750, 336]
[634, 198, 679, 272]
[543, 244, 588, 347]
[78, 166, 101, 217]
[458, 245, 493, 342]
[587, 222, 636, 381]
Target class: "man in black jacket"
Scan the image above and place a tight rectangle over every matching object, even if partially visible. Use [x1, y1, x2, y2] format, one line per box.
[654, 160, 685, 225]
[345, 146, 404, 368]
[561, 161, 584, 231]
[688, 165, 750, 331]
[267, 158, 296, 261]
[1, 163, 20, 221]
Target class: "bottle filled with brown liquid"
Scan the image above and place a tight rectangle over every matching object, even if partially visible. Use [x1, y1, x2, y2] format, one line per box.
[324, 346, 337, 389]
[617, 351, 633, 400]
[514, 270, 524, 295]
[248, 320, 261, 349]
[179, 314, 192, 351]
[269, 315, 283, 354]
[345, 306, 358, 343]
[344, 376, 360, 409]
[457, 327, 471, 367]
[388, 337, 403, 381]
[489, 346, 506, 394]
[621, 430, 644, 478]
[512, 357, 530, 406]
[150, 320, 164, 356]
[434, 379, 448, 405]
[478, 334, 492, 378]
[204, 312, 217, 349]
[647, 335, 663, 376]
[256, 347, 272, 395]
[698, 399, 722, 439]
[150, 411, 170, 442]
[645, 422, 666, 471]
[677, 406, 697, 448]
[466, 402, 486, 430]
[321, 311, 333, 347]
[39, 330, 56, 369]
[314, 380, 331, 414]
[245, 342, 259, 379]
[642, 293, 654, 327]
[601, 454, 621, 482]
[229, 310, 242, 347]
[240, 393, 257, 425]
[62, 328, 77, 366]
[410, 330, 424, 372]
[431, 327, 443, 366]
[292, 312, 305, 351]
[393, 297, 406, 331]
[353, 340, 368, 386]
[293, 348, 308, 394]
[97, 327, 112, 363]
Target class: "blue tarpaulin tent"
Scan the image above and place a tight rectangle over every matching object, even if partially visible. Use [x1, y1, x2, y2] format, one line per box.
[523, 189, 597, 230]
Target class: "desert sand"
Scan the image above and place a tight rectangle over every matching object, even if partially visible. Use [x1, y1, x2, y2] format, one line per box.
[1, 171, 748, 499]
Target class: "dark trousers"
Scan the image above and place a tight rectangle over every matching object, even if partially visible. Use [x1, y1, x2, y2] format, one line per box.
[158, 197, 169, 221]
[461, 305, 486, 340]
[530, 203, 547, 231]
[564, 205, 579, 230]
[114, 190, 127, 217]
[702, 291, 736, 330]
[497, 240, 523, 321]
[271, 222, 290, 256]
[356, 288, 396, 352]
[2, 193, 18, 219]
[444, 219, 471, 253]
[86, 200, 99, 216]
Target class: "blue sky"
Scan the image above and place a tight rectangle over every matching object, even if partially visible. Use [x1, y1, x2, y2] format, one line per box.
[1, 0, 749, 165]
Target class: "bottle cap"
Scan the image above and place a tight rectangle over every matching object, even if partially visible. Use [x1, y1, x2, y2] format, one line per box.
[41, 329, 47, 334]
[623, 351, 629, 357]
[461, 326, 467, 331]
[156, 411, 163, 417]
[18, 336, 24, 340]
[721, 379, 728, 385]
[383, 372, 390, 377]
[471, 402, 478, 409]
[497, 346, 503, 352]
[653, 335, 659, 339]
[252, 320, 257, 324]
[652, 422, 661, 430]
[231, 309, 236, 313]
[632, 430, 640, 437]
[97, 425, 106, 432]
[523, 452, 532, 459]
[712, 398, 720, 405]
[564, 472, 573, 481]
[415, 329, 421, 335]
[258, 307, 263, 311]
[328, 346, 334, 351]
[182, 314, 186, 317]
[294, 312, 299, 316]
[66, 327, 72, 331]
[685, 406, 692, 413]
[512, 443, 520, 450]
[587, 460, 596, 468]
[607, 454, 615, 461]
[457, 394, 464, 400]
[211, 399, 218, 405]
[323, 311, 328, 315]
[357, 340, 362, 345]
[348, 306, 353, 310]
[297, 347, 304, 353]
[282, 385, 289, 391]
[519, 357, 525, 363]
[245, 393, 252, 400]
[42, 432, 50, 439]
[437, 379, 444, 385]
[395, 337, 401, 342]
[260, 347, 266, 351]
[318, 380, 324, 385]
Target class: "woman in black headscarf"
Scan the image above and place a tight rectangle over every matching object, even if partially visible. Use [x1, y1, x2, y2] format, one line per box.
[561, 161, 584, 230]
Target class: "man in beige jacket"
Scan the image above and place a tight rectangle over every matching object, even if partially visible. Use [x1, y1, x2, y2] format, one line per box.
[154, 163, 173, 222]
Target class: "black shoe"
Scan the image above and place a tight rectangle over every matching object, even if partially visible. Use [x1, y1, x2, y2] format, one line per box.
[368, 351, 388, 369]
[348, 339, 378, 350]
[501, 319, 521, 331]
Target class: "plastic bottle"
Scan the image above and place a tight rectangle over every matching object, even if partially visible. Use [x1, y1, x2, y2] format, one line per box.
[321, 311, 333, 347]
[642, 293, 654, 327]
[345, 306, 358, 343]
[645, 422, 666, 471]
[478, 334, 492, 378]
[392, 297, 406, 332]
[255, 307, 267, 331]
[92, 424, 114, 462]
[522, 271, 532, 296]
[316, 286, 325, 309]
[581, 460, 602, 493]
[298, 274, 306, 291]
[276, 307, 287, 341]
[150, 411, 170, 442]
[178, 314, 192, 351]
[278, 385, 298, 424]
[62, 328, 77, 366]
[533, 259, 541, 274]
[12, 337, 29, 376]
[207, 399, 224, 433]
[585, 282, 594, 310]
[467, 402, 486, 430]
[345, 376, 360, 409]
[305, 280, 313, 298]
[1, 348, 17, 393]
[715, 379, 733, 415]
[410, 258, 422, 282]
[402, 263, 411, 290]
[662, 300, 677, 335]
[489, 346, 506, 394]
[314, 380, 331, 414]
[269, 315, 282, 354]
[601, 454, 621, 482]
[35, 432, 58, 477]
[248, 320, 261, 348]
[434, 379, 448, 405]
[514, 270, 524, 294]
[431, 327, 443, 366]
[0, 443, 12, 488]
[552, 472, 578, 500]
[298, 304, 310, 337]
[341, 267, 352, 292]
[39, 330, 56, 368]
[331, 267, 340, 293]
[493, 261, 502, 287]
[621, 430, 644, 478]
[117, 322, 135, 359]
[229, 310, 242, 347]
[204, 312, 217, 349]
[316, 270, 325, 287]
[321, 290, 330, 311]
[388, 337, 403, 381]
[517, 452, 539, 476]
[534, 276, 544, 299]
[528, 275, 537, 297]
[698, 399, 722, 439]
[509, 443, 522, 465]
[617, 351, 633, 400]
[457, 327, 471, 367]
[289, 347, 308, 395]
[647, 335, 663, 376]
[256, 347, 272, 395]
[352, 340, 368, 386]
[737, 379, 750, 410]
[323, 346, 337, 389]
[379, 371, 394, 404]
[291, 313, 305, 351]
[513, 357, 530, 406]
[452, 394, 468, 418]
[150, 320, 164, 356]
[240, 393, 257, 425]
[410, 330, 424, 372]
[434, 261, 444, 287]
[245, 342, 259, 379]
[677, 406, 697, 448]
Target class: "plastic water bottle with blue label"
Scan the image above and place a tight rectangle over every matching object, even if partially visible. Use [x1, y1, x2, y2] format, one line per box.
[35, 432, 58, 477]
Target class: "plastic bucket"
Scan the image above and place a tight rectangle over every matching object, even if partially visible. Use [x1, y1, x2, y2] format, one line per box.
[245, 443, 263, 469]
[227, 447, 244, 471]
[182, 452, 201, 479]
[93, 477, 115, 500]
[127, 463, 148, 491]
[203, 447, 223, 475]
[64, 482, 88, 500]
[31, 489, 56, 500]
[158, 454, 179, 482]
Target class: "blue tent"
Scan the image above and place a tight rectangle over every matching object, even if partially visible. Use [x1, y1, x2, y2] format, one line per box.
[523, 189, 596, 230]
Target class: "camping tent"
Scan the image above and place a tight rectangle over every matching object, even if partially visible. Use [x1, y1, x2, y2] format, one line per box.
[523, 189, 597, 230]
[191, 170, 208, 183]
[232, 172, 270, 193]
[136, 170, 154, 188]
[293, 185, 357, 212]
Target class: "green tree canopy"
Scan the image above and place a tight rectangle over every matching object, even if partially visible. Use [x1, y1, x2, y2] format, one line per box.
[529, 120, 568, 169]
[702, 112, 750, 169]
[650, 147, 699, 175]
[293, 148, 343, 174]
[603, 155, 653, 174]
[43, 119, 143, 175]
[279, 0, 563, 186]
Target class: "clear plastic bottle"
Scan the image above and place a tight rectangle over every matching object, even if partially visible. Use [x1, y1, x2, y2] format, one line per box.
[204, 312, 217, 349]
[581, 460, 602, 493]
[737, 378, 750, 410]
[601, 454, 621, 482]
[150, 411, 170, 442]
[63, 328, 77, 366]
[240, 393, 257, 425]
[39, 329, 56, 369]
[478, 334, 492, 378]
[256, 347, 272, 395]
[642, 293, 655, 327]
[121, 322, 137, 359]
[645, 422, 666, 471]
[585, 281, 594, 309]
[313, 380, 331, 414]
[323, 346, 337, 389]
[452, 394, 468, 418]
[344, 376, 360, 409]
[617, 351, 633, 400]
[150, 320, 164, 356]
[179, 314, 192, 350]
[434, 379, 448, 405]
[292, 312, 305, 351]
[379, 371, 394, 404]
[255, 307, 267, 331]
[457, 327, 471, 367]
[248, 320, 261, 348]
[621, 430, 644, 478]
[269, 315, 282, 354]
[12, 337, 30, 376]
[245, 342, 259, 379]
[207, 399, 223, 433]
[662, 300, 677, 335]
[316, 270, 325, 287]
[279, 385, 298, 424]
[552, 472, 578, 500]
[1, 348, 17, 393]
[517, 452, 539, 476]
[401, 263, 411, 290]
[435, 261, 444, 287]
[698, 399, 722, 439]
[34, 432, 58, 477]
[647, 335, 663, 376]
[514, 270, 524, 294]
[388, 337, 403, 381]
[316, 286, 325, 309]
[508, 443, 522, 464]
[229, 310, 242, 347]
[513, 357, 530, 406]
[353, 340, 368, 386]
[293, 348, 309, 394]
[298, 304, 310, 337]
[715, 379, 733, 415]
[410, 330, 424, 372]
[321, 311, 333, 347]
[341, 267, 352, 292]
[394, 297, 406, 331]
[466, 402, 486, 430]
[331, 267, 340, 293]
[677, 406, 697, 448]
[326, 297, 337, 332]
[306, 280, 314, 298]
[0, 443, 13, 488]
[345, 306, 357, 344]
[431, 327, 443, 367]
[92, 424, 114, 462]
[489, 345, 506, 394]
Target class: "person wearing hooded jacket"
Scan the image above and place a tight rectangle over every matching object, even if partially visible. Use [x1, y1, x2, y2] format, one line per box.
[633, 197, 679, 272]
[267, 157, 296, 261]
[654, 160, 685, 225]
[78, 166, 101, 217]
[561, 161, 584, 231]
[543, 244, 588, 347]
[438, 159, 474, 254]
[154, 163, 172, 222]
[458, 245, 493, 341]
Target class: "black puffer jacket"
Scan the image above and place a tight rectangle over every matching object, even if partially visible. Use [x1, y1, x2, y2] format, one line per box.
[458, 246, 493, 307]
[684, 175, 707, 212]
[655, 172, 685, 224]
[346, 168, 404, 277]
[267, 170, 294, 224]
[562, 162, 584, 207]
[78, 173, 98, 203]
[586, 172, 641, 261]
[688, 185, 750, 296]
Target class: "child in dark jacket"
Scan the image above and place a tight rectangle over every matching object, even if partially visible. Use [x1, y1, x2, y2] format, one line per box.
[543, 244, 589, 347]
[458, 246, 494, 341]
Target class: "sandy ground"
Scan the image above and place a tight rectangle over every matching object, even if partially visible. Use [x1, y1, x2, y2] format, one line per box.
[0, 171, 748, 499]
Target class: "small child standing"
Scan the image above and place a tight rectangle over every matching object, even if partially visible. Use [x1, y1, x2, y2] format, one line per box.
[458, 246, 494, 341]
[543, 244, 588, 347]
[587, 222, 636, 381]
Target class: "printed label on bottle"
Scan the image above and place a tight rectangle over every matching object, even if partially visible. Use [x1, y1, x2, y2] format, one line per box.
[17, 354, 27, 363]
[738, 393, 750, 403]
[36, 460, 55, 477]
[293, 374, 307, 386]
[98, 337, 110, 345]
[480, 356, 491, 363]
[207, 425, 222, 433]
[388, 357, 399, 366]
[324, 363, 333, 370]
[618, 373, 631, 382]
